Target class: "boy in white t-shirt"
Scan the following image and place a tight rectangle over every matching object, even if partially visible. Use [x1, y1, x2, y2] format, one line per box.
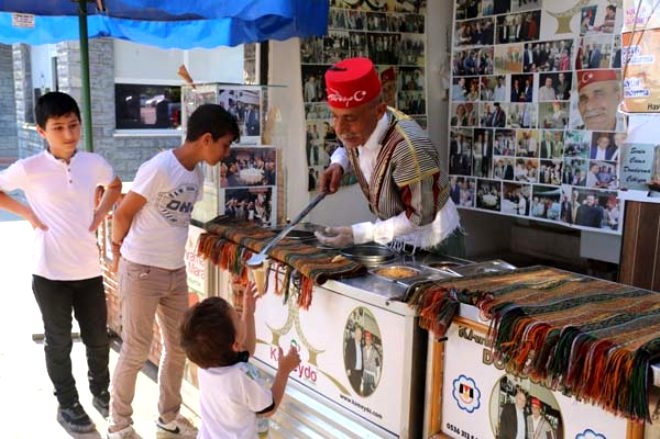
[181, 283, 301, 439]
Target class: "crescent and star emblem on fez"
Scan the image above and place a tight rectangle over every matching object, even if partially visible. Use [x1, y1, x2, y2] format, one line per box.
[581, 72, 594, 85]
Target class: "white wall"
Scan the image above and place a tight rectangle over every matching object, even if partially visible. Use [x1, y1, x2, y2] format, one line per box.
[426, 0, 452, 149]
[113, 40, 244, 84]
[30, 44, 58, 92]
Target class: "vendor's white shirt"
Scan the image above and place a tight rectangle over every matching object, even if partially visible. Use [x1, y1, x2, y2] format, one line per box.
[120, 150, 202, 269]
[0, 151, 114, 280]
[198, 363, 273, 439]
[330, 115, 461, 248]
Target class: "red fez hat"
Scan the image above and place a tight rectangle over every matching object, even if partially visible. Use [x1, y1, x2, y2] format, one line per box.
[325, 57, 381, 109]
[380, 66, 396, 83]
[577, 69, 618, 91]
[530, 397, 542, 408]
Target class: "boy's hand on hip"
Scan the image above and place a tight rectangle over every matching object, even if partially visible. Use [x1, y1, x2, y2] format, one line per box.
[28, 211, 48, 231]
[88, 210, 104, 232]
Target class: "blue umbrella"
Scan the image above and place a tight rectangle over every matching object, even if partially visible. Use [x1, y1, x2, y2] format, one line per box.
[0, 0, 328, 150]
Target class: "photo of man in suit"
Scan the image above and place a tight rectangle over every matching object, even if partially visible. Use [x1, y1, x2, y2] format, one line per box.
[491, 102, 506, 127]
[590, 133, 618, 161]
[245, 104, 260, 136]
[575, 193, 604, 227]
[498, 386, 528, 439]
[587, 44, 602, 69]
[344, 324, 364, 394]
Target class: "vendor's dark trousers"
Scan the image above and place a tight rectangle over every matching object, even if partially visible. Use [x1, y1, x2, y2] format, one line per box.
[32, 275, 110, 407]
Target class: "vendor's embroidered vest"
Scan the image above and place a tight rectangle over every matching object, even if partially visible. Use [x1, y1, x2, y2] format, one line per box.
[347, 108, 450, 222]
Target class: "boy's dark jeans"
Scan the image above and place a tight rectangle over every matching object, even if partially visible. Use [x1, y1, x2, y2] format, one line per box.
[32, 275, 110, 407]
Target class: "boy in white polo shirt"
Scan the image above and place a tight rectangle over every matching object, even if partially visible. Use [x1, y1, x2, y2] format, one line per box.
[0, 91, 122, 432]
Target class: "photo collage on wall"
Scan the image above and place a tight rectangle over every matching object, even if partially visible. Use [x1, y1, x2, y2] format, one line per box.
[301, 0, 428, 191]
[449, 0, 624, 234]
[183, 84, 278, 227]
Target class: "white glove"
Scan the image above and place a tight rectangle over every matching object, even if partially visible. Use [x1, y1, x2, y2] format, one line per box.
[314, 226, 354, 248]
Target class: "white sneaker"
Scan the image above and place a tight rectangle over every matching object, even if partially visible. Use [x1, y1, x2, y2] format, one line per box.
[156, 415, 198, 438]
[107, 424, 137, 439]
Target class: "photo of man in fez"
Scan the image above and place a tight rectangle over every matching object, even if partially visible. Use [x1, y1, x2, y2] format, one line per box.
[343, 307, 384, 397]
[572, 69, 623, 132]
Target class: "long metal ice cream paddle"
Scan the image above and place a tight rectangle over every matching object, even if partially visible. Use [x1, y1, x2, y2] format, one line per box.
[246, 191, 327, 267]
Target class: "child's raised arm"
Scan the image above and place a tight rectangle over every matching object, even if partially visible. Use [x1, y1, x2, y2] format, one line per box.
[241, 281, 259, 355]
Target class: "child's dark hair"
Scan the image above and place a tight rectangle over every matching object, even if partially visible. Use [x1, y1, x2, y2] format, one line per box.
[180, 296, 240, 368]
[35, 91, 81, 128]
[186, 103, 240, 144]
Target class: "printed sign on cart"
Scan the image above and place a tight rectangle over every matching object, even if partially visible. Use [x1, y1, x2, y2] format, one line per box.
[184, 225, 208, 298]
[253, 277, 410, 435]
[440, 323, 628, 439]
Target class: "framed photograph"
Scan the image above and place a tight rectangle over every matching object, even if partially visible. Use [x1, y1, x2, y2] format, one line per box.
[589, 131, 619, 161]
[220, 146, 277, 188]
[449, 176, 476, 208]
[572, 188, 620, 232]
[493, 129, 516, 156]
[305, 121, 334, 168]
[564, 130, 591, 158]
[455, 17, 495, 47]
[450, 128, 474, 176]
[513, 157, 539, 183]
[563, 158, 589, 186]
[578, 33, 615, 70]
[493, 156, 516, 180]
[302, 65, 329, 104]
[538, 101, 569, 129]
[530, 185, 562, 221]
[502, 182, 531, 216]
[539, 159, 563, 185]
[493, 43, 523, 75]
[508, 102, 537, 128]
[539, 129, 565, 159]
[472, 128, 494, 178]
[475, 178, 502, 211]
[515, 129, 540, 158]
[223, 187, 275, 227]
[585, 160, 618, 190]
[217, 86, 262, 144]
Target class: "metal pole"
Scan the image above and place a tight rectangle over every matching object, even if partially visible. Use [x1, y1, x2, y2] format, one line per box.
[77, 0, 94, 152]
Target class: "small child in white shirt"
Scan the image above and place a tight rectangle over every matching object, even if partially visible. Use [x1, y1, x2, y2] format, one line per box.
[180, 283, 301, 439]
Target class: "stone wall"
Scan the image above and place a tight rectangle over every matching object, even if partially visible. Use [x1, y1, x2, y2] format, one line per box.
[0, 45, 17, 160]
[12, 44, 44, 159]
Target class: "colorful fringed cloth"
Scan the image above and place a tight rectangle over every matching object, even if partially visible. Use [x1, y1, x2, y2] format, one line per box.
[408, 265, 660, 422]
[197, 221, 367, 309]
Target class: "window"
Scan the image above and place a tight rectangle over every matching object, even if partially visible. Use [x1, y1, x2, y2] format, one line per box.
[115, 84, 181, 129]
